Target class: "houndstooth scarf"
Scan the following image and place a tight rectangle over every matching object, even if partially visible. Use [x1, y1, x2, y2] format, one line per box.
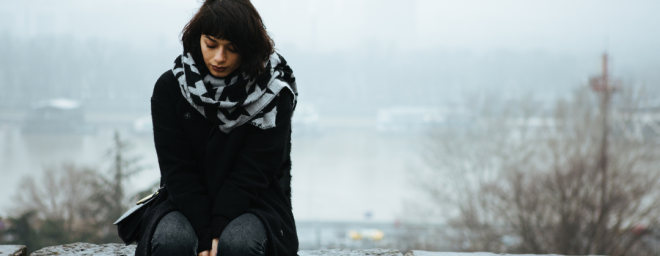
[172, 52, 297, 133]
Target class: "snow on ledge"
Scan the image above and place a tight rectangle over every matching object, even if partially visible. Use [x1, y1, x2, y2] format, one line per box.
[408, 251, 571, 256]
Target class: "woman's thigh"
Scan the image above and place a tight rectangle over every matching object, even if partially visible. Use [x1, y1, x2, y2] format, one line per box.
[151, 211, 197, 256]
[216, 213, 268, 256]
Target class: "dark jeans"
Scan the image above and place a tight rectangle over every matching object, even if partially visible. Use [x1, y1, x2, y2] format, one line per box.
[151, 211, 267, 256]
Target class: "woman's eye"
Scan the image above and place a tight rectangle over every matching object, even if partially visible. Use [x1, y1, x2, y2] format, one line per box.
[228, 46, 237, 52]
[206, 44, 217, 49]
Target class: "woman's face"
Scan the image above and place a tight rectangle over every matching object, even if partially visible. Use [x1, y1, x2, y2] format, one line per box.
[200, 34, 242, 77]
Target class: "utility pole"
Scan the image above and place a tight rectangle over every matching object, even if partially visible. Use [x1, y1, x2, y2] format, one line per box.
[588, 53, 618, 253]
[592, 53, 612, 208]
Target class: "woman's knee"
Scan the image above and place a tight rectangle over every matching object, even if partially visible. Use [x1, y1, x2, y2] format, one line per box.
[216, 213, 267, 256]
[151, 211, 197, 256]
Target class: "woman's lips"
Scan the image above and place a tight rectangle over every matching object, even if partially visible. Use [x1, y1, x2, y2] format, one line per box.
[212, 65, 226, 72]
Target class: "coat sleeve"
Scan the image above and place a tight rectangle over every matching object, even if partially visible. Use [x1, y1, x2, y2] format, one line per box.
[151, 71, 214, 253]
[210, 89, 294, 239]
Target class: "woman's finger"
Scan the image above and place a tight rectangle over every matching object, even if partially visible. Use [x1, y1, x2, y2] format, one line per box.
[211, 238, 219, 256]
[198, 250, 209, 256]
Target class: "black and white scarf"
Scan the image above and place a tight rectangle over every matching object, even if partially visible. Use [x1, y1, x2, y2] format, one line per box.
[172, 52, 297, 133]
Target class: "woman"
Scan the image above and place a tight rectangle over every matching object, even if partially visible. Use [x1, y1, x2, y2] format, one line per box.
[142, 0, 299, 255]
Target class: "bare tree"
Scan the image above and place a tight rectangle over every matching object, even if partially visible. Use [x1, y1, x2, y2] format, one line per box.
[86, 130, 145, 242]
[11, 163, 101, 242]
[6, 131, 146, 246]
[413, 86, 660, 255]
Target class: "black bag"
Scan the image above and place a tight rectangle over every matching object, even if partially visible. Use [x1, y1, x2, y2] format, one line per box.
[113, 186, 166, 244]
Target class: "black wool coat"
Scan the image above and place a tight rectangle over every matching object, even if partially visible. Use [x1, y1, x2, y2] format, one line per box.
[148, 70, 298, 256]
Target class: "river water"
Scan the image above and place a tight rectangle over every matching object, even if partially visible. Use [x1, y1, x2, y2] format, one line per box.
[0, 119, 425, 222]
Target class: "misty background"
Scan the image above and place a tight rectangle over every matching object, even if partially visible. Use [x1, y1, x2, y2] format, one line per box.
[1, 0, 660, 251]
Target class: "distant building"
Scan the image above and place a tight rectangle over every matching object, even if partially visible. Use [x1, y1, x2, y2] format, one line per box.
[613, 102, 660, 141]
[22, 98, 95, 134]
[292, 103, 321, 135]
[133, 115, 153, 135]
[376, 107, 472, 134]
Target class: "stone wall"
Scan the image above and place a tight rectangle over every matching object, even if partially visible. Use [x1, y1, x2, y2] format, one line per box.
[3, 243, 578, 256]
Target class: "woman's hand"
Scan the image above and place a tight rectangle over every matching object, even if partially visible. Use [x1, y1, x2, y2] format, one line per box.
[197, 238, 219, 256]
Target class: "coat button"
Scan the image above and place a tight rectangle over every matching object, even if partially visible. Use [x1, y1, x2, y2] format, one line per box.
[280, 229, 284, 236]
[184, 112, 192, 119]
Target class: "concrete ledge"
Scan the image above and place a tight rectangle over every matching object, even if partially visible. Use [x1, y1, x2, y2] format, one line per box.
[30, 244, 405, 256]
[27, 243, 571, 256]
[406, 251, 566, 256]
[30, 243, 136, 256]
[299, 249, 403, 255]
[0, 245, 27, 256]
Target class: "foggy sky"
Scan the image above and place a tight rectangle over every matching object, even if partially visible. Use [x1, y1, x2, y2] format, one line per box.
[2, 0, 659, 91]
[2, 0, 659, 54]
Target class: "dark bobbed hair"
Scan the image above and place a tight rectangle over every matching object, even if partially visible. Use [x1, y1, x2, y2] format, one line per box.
[181, 0, 274, 78]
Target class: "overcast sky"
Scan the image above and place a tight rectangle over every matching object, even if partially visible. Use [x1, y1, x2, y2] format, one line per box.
[2, 0, 659, 54]
[1, 0, 659, 97]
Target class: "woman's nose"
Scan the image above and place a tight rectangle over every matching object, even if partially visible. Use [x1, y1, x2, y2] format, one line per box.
[214, 48, 227, 63]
